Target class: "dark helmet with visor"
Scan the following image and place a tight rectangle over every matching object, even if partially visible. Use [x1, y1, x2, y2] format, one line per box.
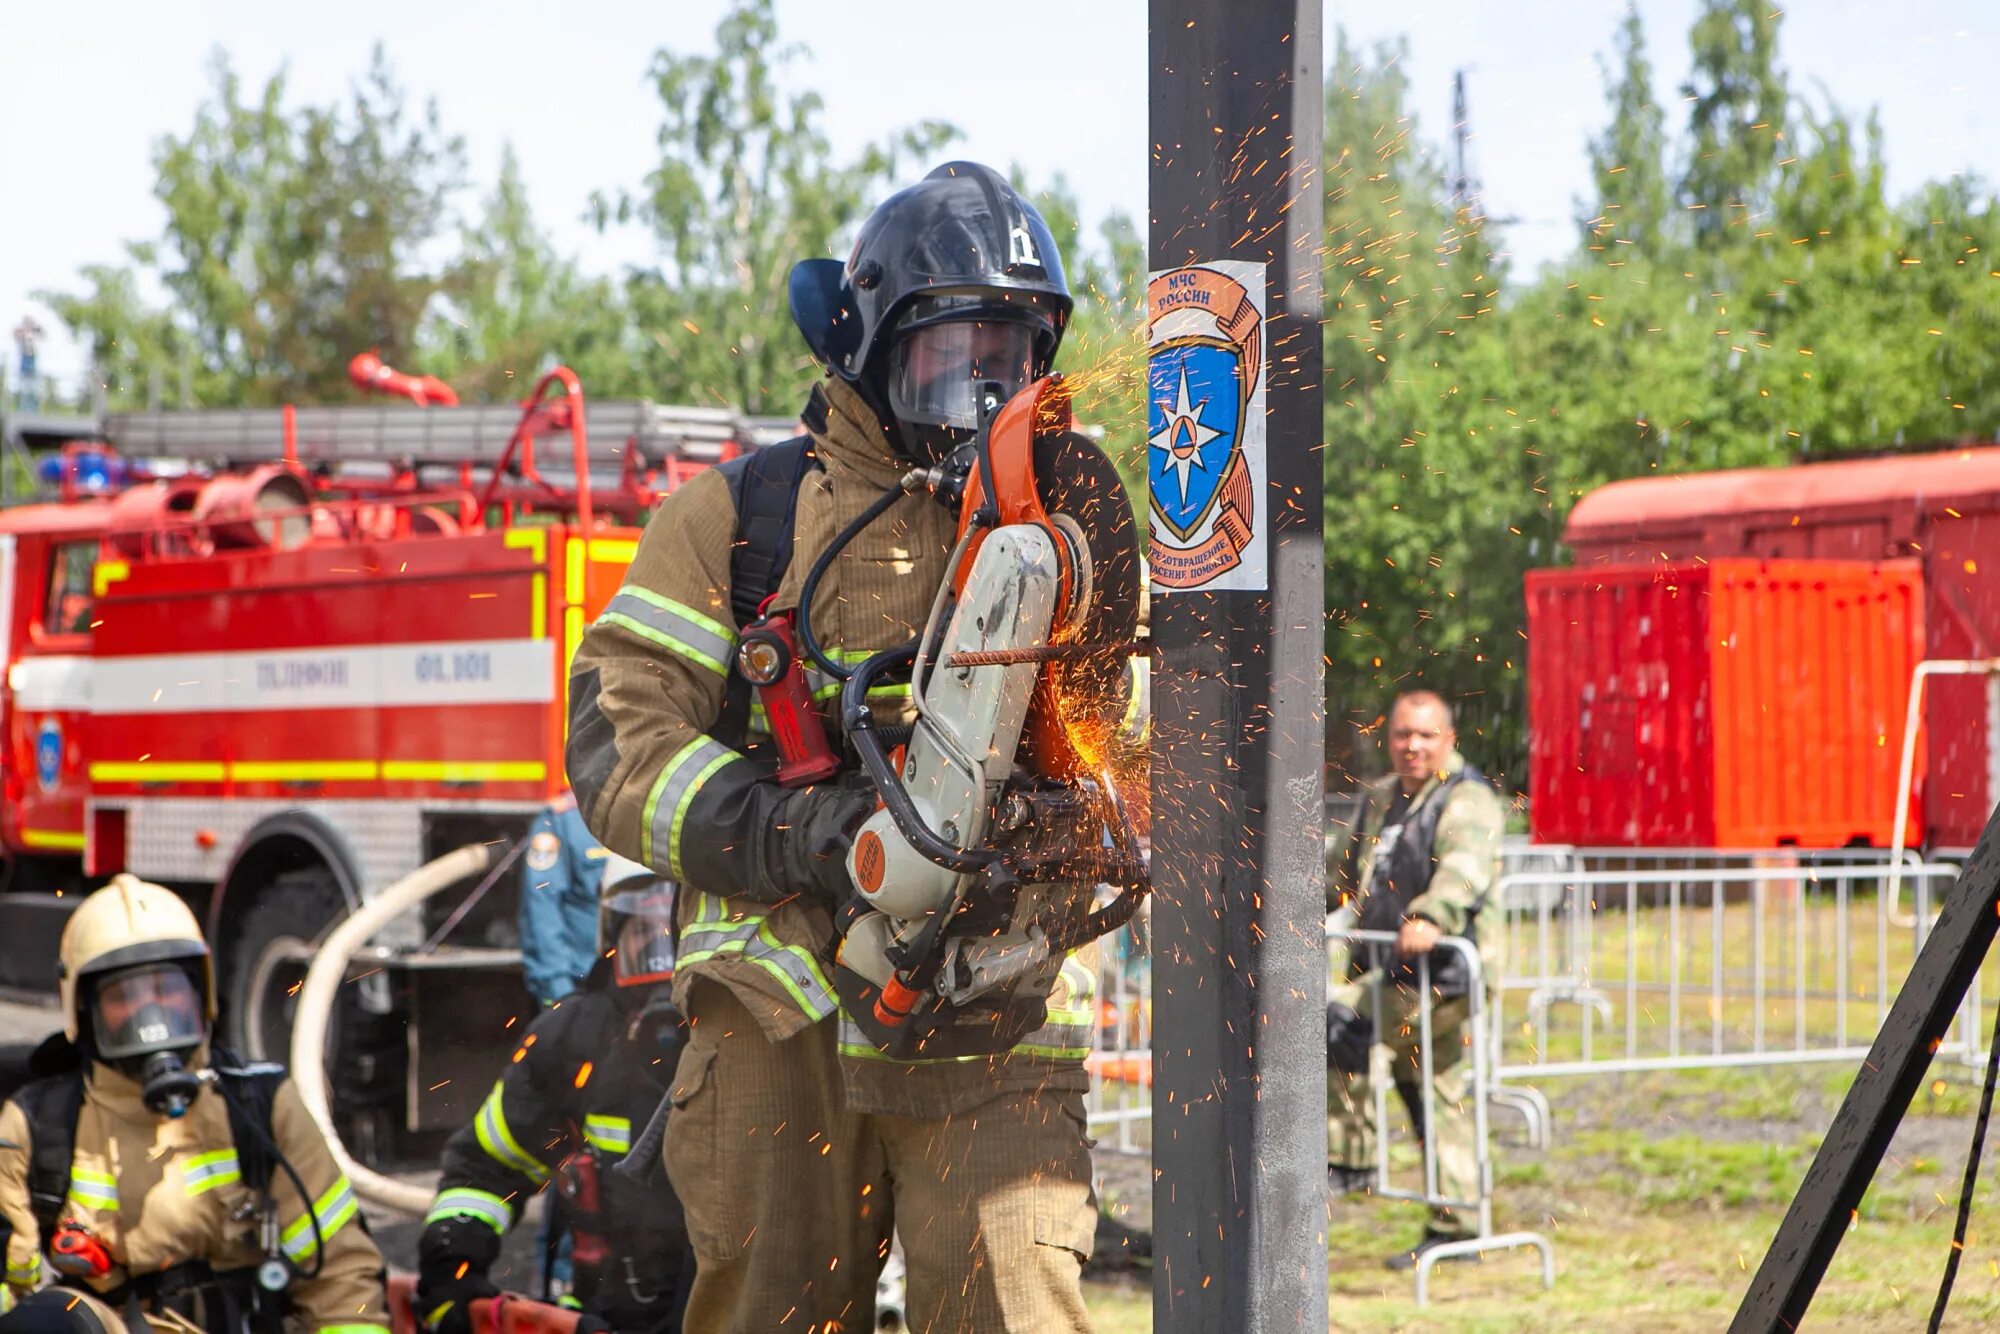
[597, 855, 677, 993]
[789, 161, 1073, 462]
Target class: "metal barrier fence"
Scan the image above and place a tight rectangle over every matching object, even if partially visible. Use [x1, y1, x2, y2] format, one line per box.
[1079, 848, 1984, 1301]
[1327, 929, 1555, 1304]
[1084, 920, 1153, 1155]
[1486, 859, 1974, 1086]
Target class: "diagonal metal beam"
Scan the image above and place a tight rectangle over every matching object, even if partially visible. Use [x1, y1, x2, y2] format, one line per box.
[1732, 811, 2000, 1331]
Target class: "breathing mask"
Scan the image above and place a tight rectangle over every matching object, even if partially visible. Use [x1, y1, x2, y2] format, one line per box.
[90, 962, 207, 1117]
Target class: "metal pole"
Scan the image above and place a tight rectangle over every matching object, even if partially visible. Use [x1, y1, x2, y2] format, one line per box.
[1149, 3, 1327, 1329]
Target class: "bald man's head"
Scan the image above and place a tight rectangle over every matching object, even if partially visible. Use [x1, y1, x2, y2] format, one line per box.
[1387, 691, 1455, 792]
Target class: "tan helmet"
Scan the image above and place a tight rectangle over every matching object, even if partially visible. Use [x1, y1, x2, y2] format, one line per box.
[58, 874, 214, 1043]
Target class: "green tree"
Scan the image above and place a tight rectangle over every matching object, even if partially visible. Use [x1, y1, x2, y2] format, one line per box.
[425, 147, 629, 402]
[600, 0, 953, 413]
[40, 47, 466, 405]
[1583, 7, 1675, 258]
[1681, 0, 1788, 250]
[1017, 170, 1147, 499]
[1319, 31, 1519, 778]
[33, 263, 187, 410]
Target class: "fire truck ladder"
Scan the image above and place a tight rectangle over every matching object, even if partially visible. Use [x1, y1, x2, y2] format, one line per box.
[103, 397, 746, 472]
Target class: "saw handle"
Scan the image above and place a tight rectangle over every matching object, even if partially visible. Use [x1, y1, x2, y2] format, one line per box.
[842, 644, 998, 875]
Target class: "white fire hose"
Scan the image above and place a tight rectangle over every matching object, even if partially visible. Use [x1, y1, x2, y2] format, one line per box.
[291, 842, 495, 1214]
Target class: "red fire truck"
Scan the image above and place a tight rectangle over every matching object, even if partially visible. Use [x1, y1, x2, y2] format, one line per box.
[0, 366, 752, 1156]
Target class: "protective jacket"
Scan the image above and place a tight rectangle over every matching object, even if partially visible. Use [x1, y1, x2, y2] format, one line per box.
[519, 795, 612, 1004]
[567, 377, 1096, 1117]
[0, 1054, 388, 1334]
[421, 969, 690, 1333]
[1328, 750, 1505, 991]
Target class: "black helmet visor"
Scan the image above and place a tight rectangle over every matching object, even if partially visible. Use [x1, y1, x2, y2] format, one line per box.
[886, 315, 1042, 432]
[91, 962, 205, 1060]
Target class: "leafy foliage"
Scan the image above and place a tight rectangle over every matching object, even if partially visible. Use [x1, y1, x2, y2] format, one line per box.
[32, 2, 2000, 792]
[1326, 4, 2000, 785]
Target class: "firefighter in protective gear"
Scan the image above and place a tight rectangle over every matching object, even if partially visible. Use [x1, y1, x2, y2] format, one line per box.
[567, 161, 1107, 1332]
[416, 857, 693, 1334]
[0, 875, 389, 1334]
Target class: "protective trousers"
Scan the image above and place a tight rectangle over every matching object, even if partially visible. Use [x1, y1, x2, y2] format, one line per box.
[1326, 972, 1480, 1238]
[664, 981, 1096, 1333]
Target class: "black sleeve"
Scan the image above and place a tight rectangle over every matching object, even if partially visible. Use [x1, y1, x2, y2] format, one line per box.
[422, 1002, 591, 1241]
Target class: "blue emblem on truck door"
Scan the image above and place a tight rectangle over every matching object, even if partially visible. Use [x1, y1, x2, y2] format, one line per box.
[35, 719, 62, 793]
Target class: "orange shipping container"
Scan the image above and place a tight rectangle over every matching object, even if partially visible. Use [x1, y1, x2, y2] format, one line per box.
[1527, 559, 1926, 848]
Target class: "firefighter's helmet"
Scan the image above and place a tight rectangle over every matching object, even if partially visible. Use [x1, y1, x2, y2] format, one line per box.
[57, 874, 214, 1049]
[597, 856, 678, 991]
[790, 161, 1072, 463]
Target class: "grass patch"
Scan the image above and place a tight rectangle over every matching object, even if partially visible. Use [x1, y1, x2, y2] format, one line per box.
[1081, 1063, 2000, 1331]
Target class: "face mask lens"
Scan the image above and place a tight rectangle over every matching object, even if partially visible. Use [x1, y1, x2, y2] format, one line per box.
[92, 964, 203, 1059]
[605, 888, 677, 988]
[887, 320, 1039, 431]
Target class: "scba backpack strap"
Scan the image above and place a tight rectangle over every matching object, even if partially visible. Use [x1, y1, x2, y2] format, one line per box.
[208, 1047, 290, 1196]
[13, 1069, 84, 1240]
[713, 435, 821, 748]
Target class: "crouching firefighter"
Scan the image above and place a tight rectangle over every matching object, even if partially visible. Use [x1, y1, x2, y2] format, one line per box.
[415, 858, 693, 1334]
[566, 160, 1144, 1332]
[0, 876, 389, 1334]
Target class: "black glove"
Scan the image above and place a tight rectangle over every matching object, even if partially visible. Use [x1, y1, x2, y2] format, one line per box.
[1326, 1000, 1373, 1075]
[416, 1218, 503, 1334]
[758, 773, 878, 905]
[415, 1265, 498, 1334]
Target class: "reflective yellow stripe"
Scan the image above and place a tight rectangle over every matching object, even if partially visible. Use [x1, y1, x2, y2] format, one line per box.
[474, 1083, 547, 1182]
[20, 828, 85, 851]
[835, 951, 1095, 1064]
[588, 539, 638, 564]
[281, 1176, 359, 1260]
[89, 761, 227, 783]
[382, 761, 546, 783]
[67, 1165, 119, 1210]
[506, 529, 551, 641]
[582, 1114, 632, 1154]
[229, 761, 379, 782]
[639, 738, 742, 876]
[93, 760, 547, 785]
[7, 1254, 42, 1285]
[425, 1187, 515, 1234]
[564, 605, 586, 714]
[503, 529, 549, 563]
[677, 896, 837, 1021]
[182, 1148, 243, 1196]
[93, 559, 131, 598]
[599, 586, 737, 676]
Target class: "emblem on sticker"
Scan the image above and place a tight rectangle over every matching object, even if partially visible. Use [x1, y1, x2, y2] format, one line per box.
[34, 720, 62, 794]
[526, 830, 562, 872]
[1146, 259, 1269, 592]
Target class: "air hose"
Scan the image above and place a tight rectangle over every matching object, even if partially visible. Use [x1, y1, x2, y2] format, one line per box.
[291, 843, 495, 1215]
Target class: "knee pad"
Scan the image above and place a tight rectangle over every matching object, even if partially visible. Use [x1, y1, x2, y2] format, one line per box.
[0, 1288, 114, 1334]
[1326, 1000, 1372, 1075]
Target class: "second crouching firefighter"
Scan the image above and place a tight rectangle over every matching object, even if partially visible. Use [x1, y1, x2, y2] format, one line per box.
[415, 857, 692, 1334]
[0, 876, 389, 1334]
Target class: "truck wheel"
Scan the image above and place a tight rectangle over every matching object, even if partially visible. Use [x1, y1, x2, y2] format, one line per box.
[218, 866, 407, 1161]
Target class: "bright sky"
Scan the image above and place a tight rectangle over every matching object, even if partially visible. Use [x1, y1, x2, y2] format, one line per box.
[2, 0, 1992, 395]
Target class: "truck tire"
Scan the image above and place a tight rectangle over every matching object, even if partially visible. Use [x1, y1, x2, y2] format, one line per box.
[218, 866, 407, 1163]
